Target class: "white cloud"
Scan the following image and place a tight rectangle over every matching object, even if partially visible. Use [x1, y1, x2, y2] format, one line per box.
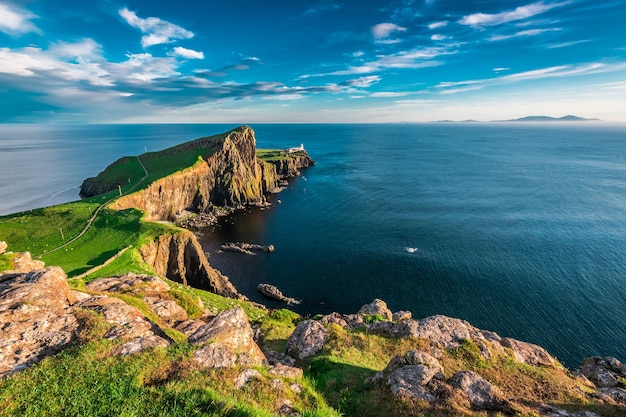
[547, 39, 591, 49]
[372, 23, 407, 39]
[459, 1, 570, 27]
[431, 34, 446, 41]
[493, 67, 510, 72]
[428, 21, 448, 30]
[171, 47, 204, 59]
[489, 27, 561, 41]
[0, 2, 39, 36]
[118, 8, 194, 48]
[370, 92, 409, 97]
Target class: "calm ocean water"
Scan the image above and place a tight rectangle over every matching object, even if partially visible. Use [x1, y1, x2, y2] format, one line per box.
[1, 123, 626, 367]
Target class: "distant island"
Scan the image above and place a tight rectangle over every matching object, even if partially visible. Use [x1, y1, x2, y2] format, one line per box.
[434, 115, 601, 123]
[496, 115, 601, 122]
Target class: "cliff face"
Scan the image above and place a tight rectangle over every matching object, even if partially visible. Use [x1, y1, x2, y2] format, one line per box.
[269, 152, 315, 178]
[110, 126, 313, 221]
[139, 230, 241, 299]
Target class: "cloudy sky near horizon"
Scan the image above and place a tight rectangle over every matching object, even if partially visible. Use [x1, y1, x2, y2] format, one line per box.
[0, 0, 625, 123]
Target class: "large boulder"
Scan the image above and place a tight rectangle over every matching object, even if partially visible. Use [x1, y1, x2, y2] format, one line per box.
[188, 307, 265, 366]
[580, 356, 626, 388]
[193, 343, 237, 369]
[385, 351, 444, 403]
[449, 370, 510, 412]
[358, 299, 393, 321]
[500, 337, 556, 367]
[4, 252, 45, 274]
[142, 296, 188, 326]
[76, 295, 161, 340]
[0, 267, 78, 377]
[287, 320, 328, 359]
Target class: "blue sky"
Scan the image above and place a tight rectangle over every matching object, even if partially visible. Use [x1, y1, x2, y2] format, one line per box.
[0, 0, 625, 122]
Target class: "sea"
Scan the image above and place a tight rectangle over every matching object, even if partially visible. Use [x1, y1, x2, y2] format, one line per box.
[1, 123, 625, 368]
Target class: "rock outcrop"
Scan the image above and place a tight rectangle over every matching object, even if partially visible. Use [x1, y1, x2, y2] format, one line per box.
[106, 126, 314, 221]
[287, 320, 327, 359]
[257, 283, 299, 304]
[0, 267, 78, 377]
[139, 231, 240, 299]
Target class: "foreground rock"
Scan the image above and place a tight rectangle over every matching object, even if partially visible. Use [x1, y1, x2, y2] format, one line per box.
[580, 356, 626, 388]
[0, 267, 78, 377]
[190, 307, 266, 368]
[287, 320, 328, 359]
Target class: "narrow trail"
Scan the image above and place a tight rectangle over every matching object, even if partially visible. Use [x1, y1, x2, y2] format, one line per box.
[37, 156, 149, 259]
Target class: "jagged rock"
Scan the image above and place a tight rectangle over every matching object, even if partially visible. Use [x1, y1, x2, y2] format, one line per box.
[393, 310, 412, 322]
[174, 318, 211, 338]
[0, 241, 7, 255]
[257, 283, 299, 304]
[269, 363, 304, 379]
[222, 242, 275, 254]
[595, 387, 626, 405]
[449, 370, 510, 412]
[277, 399, 300, 417]
[193, 343, 237, 369]
[387, 365, 442, 403]
[0, 267, 78, 377]
[86, 274, 170, 294]
[4, 252, 45, 273]
[234, 368, 262, 389]
[358, 299, 393, 321]
[580, 356, 626, 388]
[77, 295, 160, 340]
[188, 307, 265, 365]
[110, 335, 170, 356]
[271, 378, 286, 391]
[287, 320, 328, 359]
[70, 290, 92, 302]
[500, 337, 556, 367]
[142, 296, 188, 326]
[139, 231, 241, 299]
[266, 350, 297, 367]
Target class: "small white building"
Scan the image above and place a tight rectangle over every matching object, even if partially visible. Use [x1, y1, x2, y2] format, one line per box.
[287, 143, 305, 153]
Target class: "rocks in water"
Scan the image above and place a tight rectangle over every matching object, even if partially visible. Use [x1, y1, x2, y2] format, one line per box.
[580, 356, 626, 388]
[221, 242, 275, 255]
[287, 320, 328, 359]
[188, 307, 266, 366]
[257, 283, 299, 305]
[358, 298, 393, 321]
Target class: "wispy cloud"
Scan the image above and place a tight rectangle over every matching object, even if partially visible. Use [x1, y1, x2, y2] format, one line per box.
[304, 1, 340, 16]
[489, 27, 561, 42]
[0, 2, 40, 36]
[435, 62, 619, 94]
[372, 23, 407, 41]
[170, 47, 204, 59]
[118, 8, 194, 48]
[428, 21, 448, 30]
[546, 39, 591, 49]
[370, 91, 409, 98]
[459, 1, 570, 27]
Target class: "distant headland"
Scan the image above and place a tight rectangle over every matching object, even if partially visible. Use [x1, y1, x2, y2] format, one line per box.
[435, 115, 601, 123]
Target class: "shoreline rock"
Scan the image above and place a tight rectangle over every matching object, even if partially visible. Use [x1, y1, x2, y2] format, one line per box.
[257, 283, 300, 305]
[221, 242, 275, 255]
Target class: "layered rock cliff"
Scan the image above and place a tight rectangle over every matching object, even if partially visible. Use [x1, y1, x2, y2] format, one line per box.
[107, 126, 314, 221]
[139, 230, 241, 299]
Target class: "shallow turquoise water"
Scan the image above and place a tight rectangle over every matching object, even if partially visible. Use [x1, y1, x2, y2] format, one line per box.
[2, 123, 625, 367]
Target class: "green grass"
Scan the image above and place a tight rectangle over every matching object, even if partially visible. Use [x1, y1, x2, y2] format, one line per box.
[140, 148, 214, 184]
[0, 201, 100, 255]
[257, 149, 288, 162]
[88, 156, 146, 188]
[40, 208, 173, 277]
[0, 253, 16, 271]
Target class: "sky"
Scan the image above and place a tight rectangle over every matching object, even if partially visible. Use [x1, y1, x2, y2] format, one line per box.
[0, 0, 625, 123]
